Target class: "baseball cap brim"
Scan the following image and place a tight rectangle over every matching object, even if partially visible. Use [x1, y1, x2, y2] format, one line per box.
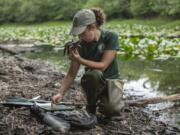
[69, 25, 87, 36]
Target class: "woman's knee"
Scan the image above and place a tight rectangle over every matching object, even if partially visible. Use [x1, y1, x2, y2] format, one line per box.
[82, 70, 103, 81]
[81, 70, 103, 84]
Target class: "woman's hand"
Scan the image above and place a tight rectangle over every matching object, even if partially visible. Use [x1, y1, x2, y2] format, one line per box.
[51, 93, 63, 105]
[69, 48, 81, 62]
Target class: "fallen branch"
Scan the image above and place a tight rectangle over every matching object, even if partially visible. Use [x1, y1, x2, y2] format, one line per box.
[0, 45, 25, 61]
[0, 45, 17, 55]
[126, 94, 180, 107]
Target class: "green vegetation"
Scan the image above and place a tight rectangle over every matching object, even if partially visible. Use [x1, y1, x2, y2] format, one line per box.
[0, 20, 180, 60]
[0, 0, 180, 23]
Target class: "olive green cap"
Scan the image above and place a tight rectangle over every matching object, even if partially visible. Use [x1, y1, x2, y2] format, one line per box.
[69, 9, 96, 36]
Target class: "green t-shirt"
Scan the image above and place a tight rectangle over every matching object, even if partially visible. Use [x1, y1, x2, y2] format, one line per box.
[79, 29, 120, 79]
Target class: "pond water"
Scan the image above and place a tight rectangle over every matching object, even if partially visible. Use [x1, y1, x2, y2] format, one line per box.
[23, 47, 180, 127]
[120, 59, 180, 127]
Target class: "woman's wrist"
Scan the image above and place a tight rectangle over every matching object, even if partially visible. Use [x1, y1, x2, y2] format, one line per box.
[58, 89, 65, 97]
[77, 56, 83, 64]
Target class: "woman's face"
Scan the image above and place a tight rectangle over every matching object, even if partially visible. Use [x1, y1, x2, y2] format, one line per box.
[79, 27, 95, 42]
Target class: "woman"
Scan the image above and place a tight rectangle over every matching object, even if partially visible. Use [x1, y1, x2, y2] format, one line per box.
[52, 8, 124, 117]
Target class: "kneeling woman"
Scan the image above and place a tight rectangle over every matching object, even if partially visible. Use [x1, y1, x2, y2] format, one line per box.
[52, 8, 124, 117]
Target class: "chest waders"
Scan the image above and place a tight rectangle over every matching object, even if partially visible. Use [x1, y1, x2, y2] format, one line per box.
[81, 69, 124, 117]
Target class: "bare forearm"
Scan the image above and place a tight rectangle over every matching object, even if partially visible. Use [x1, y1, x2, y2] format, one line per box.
[51, 61, 80, 104]
[78, 57, 105, 71]
[59, 74, 75, 96]
[59, 61, 80, 96]
[70, 49, 115, 72]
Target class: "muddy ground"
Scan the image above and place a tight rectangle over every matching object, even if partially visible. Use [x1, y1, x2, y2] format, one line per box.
[0, 51, 180, 135]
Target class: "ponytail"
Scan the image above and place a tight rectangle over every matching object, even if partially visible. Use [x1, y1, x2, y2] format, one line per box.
[91, 7, 106, 28]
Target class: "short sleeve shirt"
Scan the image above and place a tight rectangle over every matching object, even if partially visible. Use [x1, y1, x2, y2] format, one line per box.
[79, 29, 120, 79]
